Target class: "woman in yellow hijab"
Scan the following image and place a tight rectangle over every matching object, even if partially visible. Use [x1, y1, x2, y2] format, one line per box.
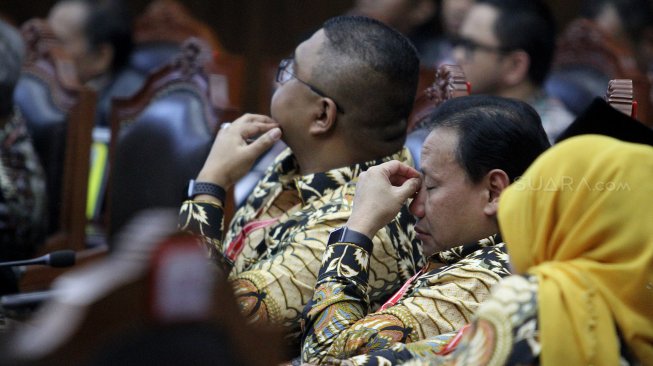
[345, 135, 653, 366]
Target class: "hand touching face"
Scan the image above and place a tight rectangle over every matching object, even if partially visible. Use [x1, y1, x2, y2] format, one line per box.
[196, 114, 282, 189]
[346, 160, 421, 238]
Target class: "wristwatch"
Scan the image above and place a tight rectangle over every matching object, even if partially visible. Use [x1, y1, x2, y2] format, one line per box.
[187, 179, 226, 201]
[327, 226, 373, 248]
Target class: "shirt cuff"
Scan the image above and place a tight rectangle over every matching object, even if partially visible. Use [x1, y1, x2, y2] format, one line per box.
[327, 226, 373, 252]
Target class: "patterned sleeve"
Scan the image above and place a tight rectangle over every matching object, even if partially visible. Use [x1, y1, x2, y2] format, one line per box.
[0, 112, 47, 260]
[301, 235, 375, 364]
[178, 200, 226, 266]
[325, 276, 540, 366]
[326, 334, 456, 366]
[303, 245, 509, 364]
[229, 218, 372, 345]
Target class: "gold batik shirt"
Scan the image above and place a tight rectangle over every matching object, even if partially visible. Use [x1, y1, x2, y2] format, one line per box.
[301, 235, 510, 364]
[179, 147, 424, 347]
[338, 275, 635, 366]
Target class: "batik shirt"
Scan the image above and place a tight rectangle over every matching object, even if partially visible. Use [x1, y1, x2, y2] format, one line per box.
[0, 109, 47, 261]
[301, 235, 511, 364]
[339, 275, 636, 366]
[179, 147, 424, 346]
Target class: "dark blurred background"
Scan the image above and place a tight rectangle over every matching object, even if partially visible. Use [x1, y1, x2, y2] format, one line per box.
[0, 0, 580, 113]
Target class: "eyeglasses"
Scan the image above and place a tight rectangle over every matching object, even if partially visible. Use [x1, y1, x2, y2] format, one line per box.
[452, 36, 515, 60]
[276, 57, 345, 114]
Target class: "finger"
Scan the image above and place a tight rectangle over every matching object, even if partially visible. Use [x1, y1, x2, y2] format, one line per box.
[392, 163, 421, 179]
[245, 127, 282, 158]
[233, 113, 277, 126]
[381, 160, 420, 178]
[393, 177, 422, 201]
[387, 165, 422, 186]
[239, 121, 280, 139]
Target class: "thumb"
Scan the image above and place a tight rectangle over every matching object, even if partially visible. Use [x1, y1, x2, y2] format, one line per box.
[248, 127, 282, 156]
[393, 177, 421, 201]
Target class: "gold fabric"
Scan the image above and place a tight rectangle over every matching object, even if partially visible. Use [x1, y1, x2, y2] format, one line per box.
[498, 135, 653, 365]
[180, 147, 424, 346]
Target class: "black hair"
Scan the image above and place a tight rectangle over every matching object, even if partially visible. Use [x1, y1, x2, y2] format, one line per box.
[426, 95, 551, 183]
[478, 0, 556, 86]
[78, 0, 133, 73]
[318, 15, 419, 146]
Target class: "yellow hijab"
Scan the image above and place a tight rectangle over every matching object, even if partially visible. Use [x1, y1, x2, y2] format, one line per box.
[498, 135, 653, 365]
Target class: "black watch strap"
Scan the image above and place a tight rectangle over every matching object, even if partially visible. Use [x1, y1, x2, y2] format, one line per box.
[187, 179, 226, 201]
[327, 226, 373, 250]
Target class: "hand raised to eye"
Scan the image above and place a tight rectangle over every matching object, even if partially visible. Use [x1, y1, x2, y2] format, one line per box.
[346, 160, 421, 238]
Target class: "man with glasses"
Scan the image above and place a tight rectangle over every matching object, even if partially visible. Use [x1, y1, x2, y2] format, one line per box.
[453, 0, 574, 143]
[179, 16, 423, 356]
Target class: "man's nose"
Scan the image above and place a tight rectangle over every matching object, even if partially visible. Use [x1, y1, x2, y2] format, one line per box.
[409, 187, 426, 218]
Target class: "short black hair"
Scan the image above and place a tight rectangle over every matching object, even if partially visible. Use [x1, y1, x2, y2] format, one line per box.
[72, 0, 133, 73]
[318, 16, 419, 146]
[478, 0, 556, 86]
[0, 20, 23, 117]
[426, 95, 551, 183]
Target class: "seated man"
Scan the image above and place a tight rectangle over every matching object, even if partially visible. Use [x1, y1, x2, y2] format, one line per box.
[179, 16, 424, 351]
[454, 0, 574, 143]
[354, 135, 653, 365]
[0, 20, 47, 292]
[301, 96, 551, 364]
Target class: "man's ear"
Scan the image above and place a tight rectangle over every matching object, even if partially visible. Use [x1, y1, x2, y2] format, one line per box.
[309, 98, 338, 136]
[500, 50, 530, 87]
[483, 169, 510, 216]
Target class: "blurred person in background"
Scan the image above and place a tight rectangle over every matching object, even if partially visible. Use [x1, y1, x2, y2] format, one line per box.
[48, 0, 141, 128]
[454, 0, 575, 143]
[0, 19, 47, 294]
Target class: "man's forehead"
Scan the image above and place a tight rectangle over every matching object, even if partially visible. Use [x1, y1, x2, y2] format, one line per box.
[461, 4, 499, 36]
[421, 129, 459, 169]
[294, 29, 329, 82]
[295, 29, 326, 62]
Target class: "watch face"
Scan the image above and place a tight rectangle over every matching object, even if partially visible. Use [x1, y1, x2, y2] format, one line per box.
[187, 179, 196, 198]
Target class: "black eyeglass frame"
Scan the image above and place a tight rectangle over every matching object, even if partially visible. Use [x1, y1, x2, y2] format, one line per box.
[276, 57, 345, 114]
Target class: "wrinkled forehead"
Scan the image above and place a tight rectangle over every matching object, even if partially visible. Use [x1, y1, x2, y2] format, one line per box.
[420, 127, 460, 173]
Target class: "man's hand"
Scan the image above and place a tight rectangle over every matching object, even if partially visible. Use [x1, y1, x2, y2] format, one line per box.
[196, 114, 282, 189]
[346, 160, 421, 238]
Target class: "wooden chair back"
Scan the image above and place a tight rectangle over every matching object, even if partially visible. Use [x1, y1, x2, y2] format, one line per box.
[407, 64, 470, 132]
[606, 79, 637, 118]
[129, 0, 225, 76]
[551, 19, 652, 126]
[106, 38, 238, 240]
[15, 19, 96, 252]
